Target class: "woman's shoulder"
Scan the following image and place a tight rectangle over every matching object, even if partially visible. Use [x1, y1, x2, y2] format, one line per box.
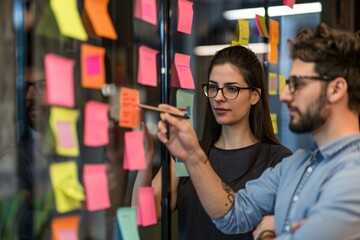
[260, 142, 293, 166]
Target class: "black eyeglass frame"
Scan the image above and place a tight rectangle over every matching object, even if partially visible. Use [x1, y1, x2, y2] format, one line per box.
[285, 75, 336, 94]
[26, 79, 46, 95]
[202, 83, 256, 100]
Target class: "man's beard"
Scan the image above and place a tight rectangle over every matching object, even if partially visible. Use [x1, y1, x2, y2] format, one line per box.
[289, 89, 329, 133]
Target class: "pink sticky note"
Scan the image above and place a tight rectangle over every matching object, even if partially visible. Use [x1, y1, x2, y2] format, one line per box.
[177, 0, 193, 34]
[56, 121, 75, 149]
[123, 131, 146, 170]
[83, 164, 111, 211]
[134, 0, 157, 25]
[137, 187, 157, 227]
[86, 55, 101, 76]
[84, 101, 109, 147]
[137, 46, 159, 87]
[284, 0, 295, 8]
[58, 229, 77, 240]
[45, 53, 75, 107]
[171, 53, 195, 89]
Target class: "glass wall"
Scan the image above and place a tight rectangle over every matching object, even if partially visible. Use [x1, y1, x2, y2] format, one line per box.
[2, 0, 357, 239]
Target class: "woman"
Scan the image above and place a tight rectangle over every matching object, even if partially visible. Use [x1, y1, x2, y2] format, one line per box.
[133, 45, 292, 240]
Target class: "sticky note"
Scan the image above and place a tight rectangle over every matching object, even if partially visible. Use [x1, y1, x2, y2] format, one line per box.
[137, 46, 159, 87]
[50, 0, 88, 41]
[84, 0, 118, 40]
[255, 14, 269, 38]
[269, 19, 279, 44]
[279, 74, 286, 94]
[137, 187, 157, 227]
[175, 158, 189, 177]
[117, 207, 140, 240]
[52, 215, 80, 240]
[134, 0, 157, 26]
[45, 54, 75, 107]
[84, 101, 109, 147]
[269, 43, 278, 64]
[50, 107, 79, 156]
[177, 0, 193, 34]
[119, 88, 139, 129]
[83, 164, 111, 211]
[171, 53, 195, 89]
[123, 131, 146, 170]
[268, 73, 278, 95]
[238, 19, 250, 46]
[50, 161, 85, 213]
[176, 89, 194, 127]
[271, 113, 278, 134]
[284, 0, 296, 8]
[81, 44, 106, 89]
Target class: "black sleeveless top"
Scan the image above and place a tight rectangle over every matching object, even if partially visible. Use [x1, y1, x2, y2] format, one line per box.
[177, 142, 292, 240]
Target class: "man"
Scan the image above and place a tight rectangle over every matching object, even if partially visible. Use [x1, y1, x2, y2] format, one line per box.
[157, 23, 360, 239]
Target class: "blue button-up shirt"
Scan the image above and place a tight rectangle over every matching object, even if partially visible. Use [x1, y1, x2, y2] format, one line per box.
[213, 134, 360, 240]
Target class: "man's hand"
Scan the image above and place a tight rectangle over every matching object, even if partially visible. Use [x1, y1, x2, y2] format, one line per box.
[253, 215, 275, 239]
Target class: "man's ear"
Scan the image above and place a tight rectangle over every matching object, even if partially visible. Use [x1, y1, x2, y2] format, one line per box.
[251, 88, 261, 105]
[327, 77, 348, 103]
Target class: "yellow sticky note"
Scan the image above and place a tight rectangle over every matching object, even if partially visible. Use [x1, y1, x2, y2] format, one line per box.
[238, 19, 249, 46]
[268, 72, 278, 95]
[279, 74, 286, 94]
[271, 113, 278, 134]
[50, 107, 79, 156]
[50, 161, 85, 213]
[50, 0, 88, 41]
[230, 40, 241, 46]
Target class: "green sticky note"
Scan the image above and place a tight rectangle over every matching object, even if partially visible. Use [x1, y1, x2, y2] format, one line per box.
[176, 89, 195, 127]
[117, 207, 140, 240]
[175, 158, 189, 177]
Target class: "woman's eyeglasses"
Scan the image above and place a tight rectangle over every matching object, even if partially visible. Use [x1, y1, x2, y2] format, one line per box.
[202, 84, 256, 100]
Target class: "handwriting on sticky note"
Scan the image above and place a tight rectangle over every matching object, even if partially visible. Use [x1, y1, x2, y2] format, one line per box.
[137, 46, 159, 87]
[171, 53, 195, 89]
[50, 161, 84, 213]
[177, 0, 193, 34]
[84, 101, 109, 146]
[137, 187, 157, 226]
[81, 44, 106, 89]
[119, 88, 139, 129]
[134, 0, 157, 26]
[45, 53, 75, 107]
[50, 107, 79, 156]
[52, 215, 80, 240]
[84, 0, 118, 39]
[117, 207, 140, 240]
[50, 0, 88, 41]
[123, 131, 146, 170]
[83, 164, 110, 211]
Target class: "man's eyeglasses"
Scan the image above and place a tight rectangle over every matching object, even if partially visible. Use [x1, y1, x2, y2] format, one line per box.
[202, 84, 256, 100]
[285, 75, 336, 94]
[26, 79, 46, 95]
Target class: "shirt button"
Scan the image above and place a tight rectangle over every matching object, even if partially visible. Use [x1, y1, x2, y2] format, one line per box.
[307, 167, 313, 173]
[285, 225, 291, 232]
[293, 195, 299, 202]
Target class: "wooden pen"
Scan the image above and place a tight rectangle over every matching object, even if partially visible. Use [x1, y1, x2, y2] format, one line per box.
[139, 104, 190, 119]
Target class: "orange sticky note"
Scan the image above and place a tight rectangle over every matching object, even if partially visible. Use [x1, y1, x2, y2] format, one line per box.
[84, 101, 109, 147]
[137, 187, 157, 227]
[284, 0, 296, 8]
[123, 131, 146, 170]
[177, 0, 193, 34]
[84, 0, 118, 39]
[171, 53, 195, 89]
[268, 72, 278, 95]
[134, 0, 157, 25]
[81, 44, 106, 89]
[255, 14, 269, 38]
[83, 164, 111, 211]
[269, 43, 278, 64]
[269, 19, 279, 44]
[45, 53, 75, 107]
[52, 215, 80, 240]
[119, 88, 139, 129]
[137, 46, 159, 87]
